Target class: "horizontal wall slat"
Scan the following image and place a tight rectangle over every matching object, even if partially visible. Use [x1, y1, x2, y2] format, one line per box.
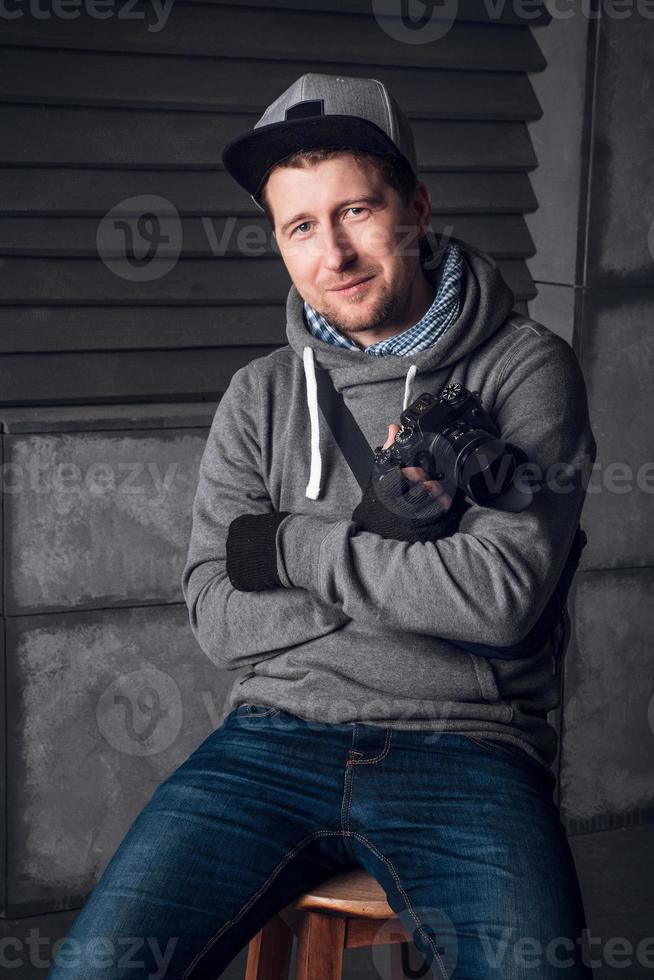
[0, 289, 534, 357]
[0, 49, 542, 123]
[0, 168, 536, 219]
[0, 107, 541, 168]
[0, 307, 288, 353]
[0, 2, 545, 403]
[0, 157, 538, 220]
[0, 257, 292, 304]
[0, 215, 535, 259]
[1, 7, 547, 71]
[183, 0, 551, 25]
[0, 256, 536, 304]
[0, 348, 274, 405]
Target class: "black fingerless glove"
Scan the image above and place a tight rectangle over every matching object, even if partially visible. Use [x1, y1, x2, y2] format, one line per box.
[351, 467, 468, 544]
[226, 511, 291, 591]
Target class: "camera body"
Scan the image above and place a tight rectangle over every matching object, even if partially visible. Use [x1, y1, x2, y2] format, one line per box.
[373, 382, 530, 510]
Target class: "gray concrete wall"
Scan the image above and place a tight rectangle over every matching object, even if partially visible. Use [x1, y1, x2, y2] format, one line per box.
[527, 7, 654, 976]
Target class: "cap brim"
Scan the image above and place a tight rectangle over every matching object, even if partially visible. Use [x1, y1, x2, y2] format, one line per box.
[222, 115, 412, 201]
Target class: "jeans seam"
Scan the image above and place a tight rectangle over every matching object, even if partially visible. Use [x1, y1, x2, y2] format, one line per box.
[181, 829, 351, 979]
[349, 831, 450, 980]
[341, 761, 354, 835]
[347, 727, 394, 765]
[342, 728, 393, 835]
[183, 827, 449, 980]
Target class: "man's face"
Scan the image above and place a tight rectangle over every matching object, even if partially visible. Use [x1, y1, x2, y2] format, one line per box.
[265, 155, 433, 347]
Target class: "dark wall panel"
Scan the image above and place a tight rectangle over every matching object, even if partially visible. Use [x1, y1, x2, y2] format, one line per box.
[2, 6, 547, 70]
[0, 2, 548, 403]
[561, 570, 654, 836]
[584, 11, 654, 287]
[4, 427, 207, 614]
[579, 290, 654, 572]
[4, 603, 231, 917]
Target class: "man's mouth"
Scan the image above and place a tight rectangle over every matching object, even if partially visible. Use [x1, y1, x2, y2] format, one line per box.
[329, 275, 375, 294]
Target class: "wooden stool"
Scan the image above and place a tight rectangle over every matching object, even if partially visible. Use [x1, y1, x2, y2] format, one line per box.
[245, 867, 420, 980]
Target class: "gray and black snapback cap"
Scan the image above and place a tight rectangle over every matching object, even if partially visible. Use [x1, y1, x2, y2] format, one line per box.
[222, 73, 418, 212]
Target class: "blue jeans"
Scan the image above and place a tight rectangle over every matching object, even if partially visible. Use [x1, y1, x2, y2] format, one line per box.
[48, 705, 592, 979]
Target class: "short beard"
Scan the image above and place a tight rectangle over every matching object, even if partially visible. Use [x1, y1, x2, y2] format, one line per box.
[317, 277, 414, 343]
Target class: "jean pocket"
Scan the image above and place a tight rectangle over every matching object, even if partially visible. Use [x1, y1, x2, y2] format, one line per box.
[461, 735, 554, 785]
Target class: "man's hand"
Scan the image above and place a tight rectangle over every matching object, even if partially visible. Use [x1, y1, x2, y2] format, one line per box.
[350, 423, 467, 544]
[384, 423, 453, 513]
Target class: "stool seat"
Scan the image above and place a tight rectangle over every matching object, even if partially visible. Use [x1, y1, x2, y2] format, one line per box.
[292, 867, 395, 919]
[245, 867, 417, 980]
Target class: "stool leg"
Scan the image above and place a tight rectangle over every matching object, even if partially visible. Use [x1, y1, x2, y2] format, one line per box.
[245, 913, 294, 980]
[294, 911, 346, 980]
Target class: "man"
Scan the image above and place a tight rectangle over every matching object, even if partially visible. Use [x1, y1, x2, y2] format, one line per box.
[49, 73, 596, 979]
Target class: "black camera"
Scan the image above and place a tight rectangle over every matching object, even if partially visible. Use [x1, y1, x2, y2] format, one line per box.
[372, 382, 532, 512]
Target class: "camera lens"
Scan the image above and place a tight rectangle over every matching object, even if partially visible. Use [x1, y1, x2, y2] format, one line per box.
[459, 437, 516, 504]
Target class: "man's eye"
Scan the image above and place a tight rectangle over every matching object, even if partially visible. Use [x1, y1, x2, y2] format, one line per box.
[291, 208, 368, 236]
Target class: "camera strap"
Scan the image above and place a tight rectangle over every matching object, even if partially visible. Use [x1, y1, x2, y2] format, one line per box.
[313, 362, 375, 490]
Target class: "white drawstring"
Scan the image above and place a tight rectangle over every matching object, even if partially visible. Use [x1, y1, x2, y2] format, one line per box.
[403, 363, 417, 411]
[302, 346, 417, 500]
[303, 347, 322, 499]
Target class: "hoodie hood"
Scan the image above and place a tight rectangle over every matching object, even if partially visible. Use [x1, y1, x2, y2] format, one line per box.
[284, 236, 517, 500]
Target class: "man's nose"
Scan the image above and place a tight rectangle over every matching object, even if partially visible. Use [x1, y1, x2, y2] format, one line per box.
[320, 225, 357, 268]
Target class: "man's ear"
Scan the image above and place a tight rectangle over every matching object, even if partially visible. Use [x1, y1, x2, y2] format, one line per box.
[414, 181, 432, 237]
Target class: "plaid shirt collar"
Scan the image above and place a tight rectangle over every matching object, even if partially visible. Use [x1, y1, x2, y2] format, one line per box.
[302, 240, 464, 357]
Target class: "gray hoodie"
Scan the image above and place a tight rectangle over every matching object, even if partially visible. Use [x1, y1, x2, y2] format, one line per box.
[182, 238, 597, 772]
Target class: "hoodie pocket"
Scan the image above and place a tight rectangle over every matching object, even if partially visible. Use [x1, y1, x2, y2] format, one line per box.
[468, 653, 502, 701]
[243, 703, 281, 718]
[467, 654, 514, 722]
